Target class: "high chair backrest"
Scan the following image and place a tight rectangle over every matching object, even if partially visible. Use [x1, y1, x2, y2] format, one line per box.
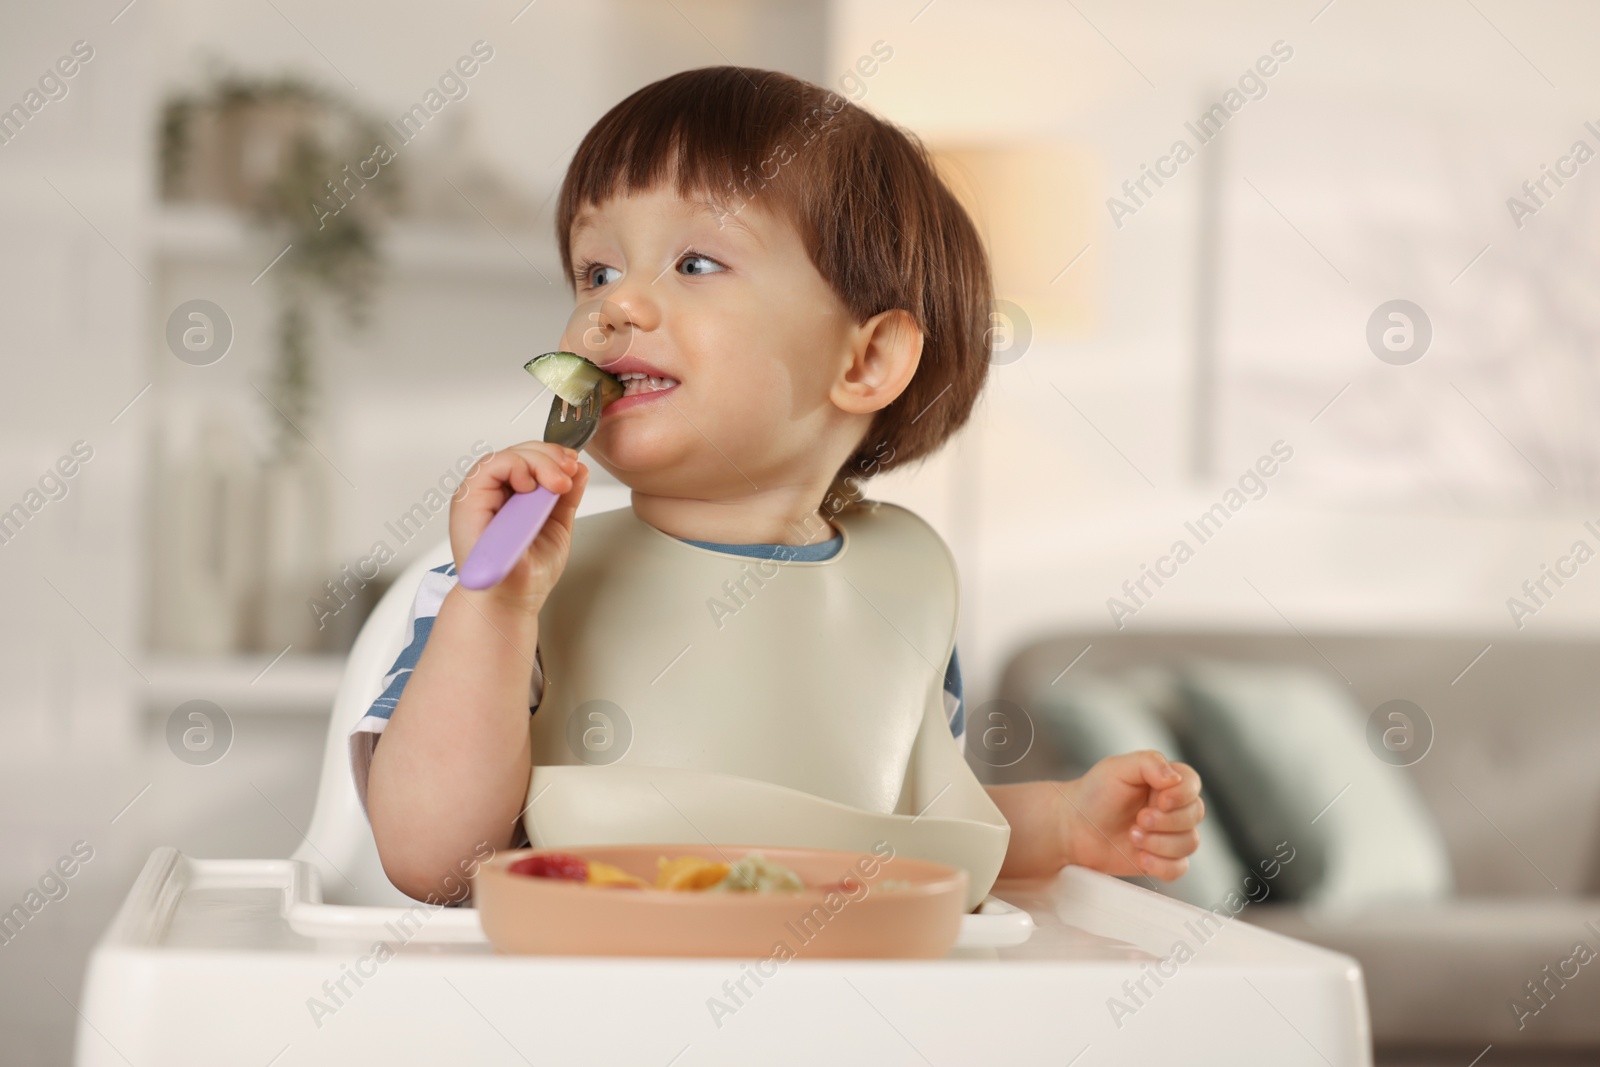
[293, 536, 455, 906]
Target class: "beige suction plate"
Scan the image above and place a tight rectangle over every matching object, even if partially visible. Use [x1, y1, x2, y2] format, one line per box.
[473, 843, 968, 958]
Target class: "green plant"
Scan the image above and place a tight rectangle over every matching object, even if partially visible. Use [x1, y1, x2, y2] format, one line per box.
[159, 73, 401, 454]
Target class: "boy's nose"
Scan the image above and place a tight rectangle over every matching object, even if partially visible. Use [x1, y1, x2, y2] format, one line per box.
[564, 296, 644, 365]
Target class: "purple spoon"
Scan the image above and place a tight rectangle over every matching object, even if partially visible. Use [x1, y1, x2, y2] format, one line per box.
[458, 384, 606, 590]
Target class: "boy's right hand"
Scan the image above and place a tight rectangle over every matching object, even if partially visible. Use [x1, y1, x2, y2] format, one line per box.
[450, 442, 589, 609]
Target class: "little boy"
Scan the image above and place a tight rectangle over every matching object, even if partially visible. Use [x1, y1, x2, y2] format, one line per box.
[358, 66, 1203, 907]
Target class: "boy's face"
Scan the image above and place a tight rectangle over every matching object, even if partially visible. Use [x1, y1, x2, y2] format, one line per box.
[560, 184, 863, 500]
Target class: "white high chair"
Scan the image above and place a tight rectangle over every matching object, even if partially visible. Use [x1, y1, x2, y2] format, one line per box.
[77, 535, 1374, 1065]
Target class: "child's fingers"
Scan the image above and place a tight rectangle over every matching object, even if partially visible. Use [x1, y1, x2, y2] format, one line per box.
[1136, 851, 1191, 881]
[457, 446, 574, 502]
[450, 448, 576, 553]
[502, 442, 582, 495]
[453, 451, 524, 519]
[1107, 750, 1184, 792]
[1150, 762, 1202, 810]
[1137, 797, 1204, 833]
[1129, 827, 1200, 860]
[544, 462, 588, 534]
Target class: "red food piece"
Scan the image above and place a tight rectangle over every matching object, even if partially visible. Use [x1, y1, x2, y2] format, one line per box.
[509, 852, 589, 881]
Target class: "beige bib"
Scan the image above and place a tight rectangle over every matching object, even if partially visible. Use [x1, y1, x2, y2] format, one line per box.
[524, 500, 1010, 909]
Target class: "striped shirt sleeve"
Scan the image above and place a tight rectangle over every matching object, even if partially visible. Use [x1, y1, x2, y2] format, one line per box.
[347, 561, 544, 822]
[944, 643, 966, 758]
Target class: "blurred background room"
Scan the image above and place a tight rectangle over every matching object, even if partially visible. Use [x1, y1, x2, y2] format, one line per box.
[3, 0, 1600, 1063]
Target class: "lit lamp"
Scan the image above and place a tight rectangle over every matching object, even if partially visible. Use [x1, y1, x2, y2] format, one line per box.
[930, 143, 1100, 346]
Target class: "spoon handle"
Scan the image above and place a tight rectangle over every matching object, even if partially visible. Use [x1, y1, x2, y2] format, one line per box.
[457, 486, 559, 590]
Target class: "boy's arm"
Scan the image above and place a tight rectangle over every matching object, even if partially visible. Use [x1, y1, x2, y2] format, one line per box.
[983, 753, 1204, 881]
[366, 585, 541, 900]
[366, 446, 587, 903]
[982, 781, 1069, 878]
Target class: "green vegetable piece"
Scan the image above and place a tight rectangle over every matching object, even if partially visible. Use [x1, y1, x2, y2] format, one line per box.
[524, 351, 624, 408]
[709, 852, 806, 893]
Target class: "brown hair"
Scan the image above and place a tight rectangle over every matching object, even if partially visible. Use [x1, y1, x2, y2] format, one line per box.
[555, 66, 993, 505]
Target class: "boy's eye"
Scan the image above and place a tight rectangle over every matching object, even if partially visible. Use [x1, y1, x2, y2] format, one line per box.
[586, 264, 621, 288]
[574, 252, 724, 288]
[679, 253, 725, 277]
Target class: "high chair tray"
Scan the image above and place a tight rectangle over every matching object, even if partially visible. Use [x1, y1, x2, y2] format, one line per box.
[76, 847, 1372, 1066]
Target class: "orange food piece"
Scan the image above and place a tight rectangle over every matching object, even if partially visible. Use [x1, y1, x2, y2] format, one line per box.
[585, 860, 649, 889]
[655, 855, 731, 891]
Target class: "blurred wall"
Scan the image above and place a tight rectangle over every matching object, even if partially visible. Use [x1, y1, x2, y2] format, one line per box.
[829, 0, 1600, 703]
[0, 5, 155, 759]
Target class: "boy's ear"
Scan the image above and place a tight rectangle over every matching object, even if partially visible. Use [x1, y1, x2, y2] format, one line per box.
[830, 308, 923, 415]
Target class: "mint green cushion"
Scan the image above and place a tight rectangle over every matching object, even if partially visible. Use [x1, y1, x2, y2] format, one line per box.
[1176, 659, 1453, 908]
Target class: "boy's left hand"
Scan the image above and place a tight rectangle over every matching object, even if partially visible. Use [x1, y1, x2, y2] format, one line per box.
[1057, 751, 1204, 881]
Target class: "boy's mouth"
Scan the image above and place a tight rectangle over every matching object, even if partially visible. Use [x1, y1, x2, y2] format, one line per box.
[617, 372, 681, 398]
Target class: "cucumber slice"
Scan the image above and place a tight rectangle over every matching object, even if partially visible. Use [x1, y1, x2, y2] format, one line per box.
[524, 351, 625, 408]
